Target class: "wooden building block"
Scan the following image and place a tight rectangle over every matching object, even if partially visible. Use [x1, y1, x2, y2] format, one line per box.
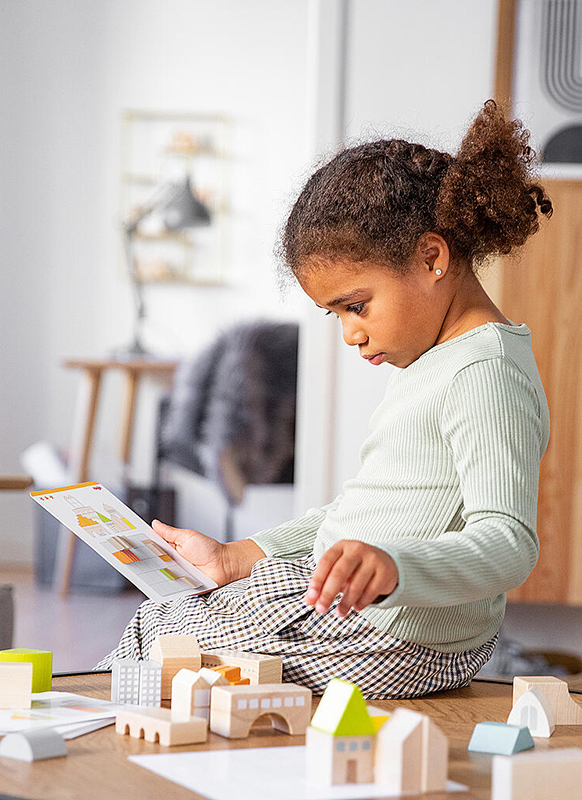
[111, 659, 162, 707]
[468, 721, 534, 755]
[421, 714, 448, 793]
[116, 706, 207, 746]
[209, 665, 242, 683]
[507, 687, 555, 738]
[0, 663, 33, 709]
[305, 725, 375, 785]
[0, 648, 52, 692]
[149, 634, 201, 699]
[311, 679, 376, 737]
[111, 658, 140, 705]
[0, 729, 67, 761]
[198, 668, 229, 689]
[513, 676, 582, 725]
[171, 669, 211, 723]
[306, 680, 383, 786]
[200, 649, 282, 685]
[492, 747, 582, 799]
[139, 660, 162, 707]
[375, 707, 448, 794]
[210, 683, 311, 739]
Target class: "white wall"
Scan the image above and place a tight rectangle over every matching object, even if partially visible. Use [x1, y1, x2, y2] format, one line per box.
[0, 0, 313, 562]
[295, 0, 501, 506]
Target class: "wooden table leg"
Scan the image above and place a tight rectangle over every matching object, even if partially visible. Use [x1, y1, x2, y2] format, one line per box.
[54, 367, 103, 595]
[120, 370, 139, 474]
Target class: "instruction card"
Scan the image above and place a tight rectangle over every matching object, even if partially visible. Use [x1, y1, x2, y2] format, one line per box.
[31, 481, 217, 602]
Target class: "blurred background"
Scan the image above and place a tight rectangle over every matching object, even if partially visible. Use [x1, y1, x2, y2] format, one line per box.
[2, 0, 582, 683]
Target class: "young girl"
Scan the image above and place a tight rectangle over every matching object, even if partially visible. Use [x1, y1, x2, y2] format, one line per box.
[97, 100, 552, 699]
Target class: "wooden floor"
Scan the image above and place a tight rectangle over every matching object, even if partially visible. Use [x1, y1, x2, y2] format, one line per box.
[0, 566, 143, 671]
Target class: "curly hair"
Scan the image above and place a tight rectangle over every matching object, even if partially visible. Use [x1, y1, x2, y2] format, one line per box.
[276, 99, 553, 289]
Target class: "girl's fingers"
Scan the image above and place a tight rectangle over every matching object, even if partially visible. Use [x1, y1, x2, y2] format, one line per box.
[304, 546, 344, 606]
[335, 566, 376, 617]
[151, 519, 179, 542]
[313, 554, 362, 614]
[353, 573, 391, 612]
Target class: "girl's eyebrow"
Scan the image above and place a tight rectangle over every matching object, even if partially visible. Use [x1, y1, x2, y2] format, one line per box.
[315, 289, 367, 309]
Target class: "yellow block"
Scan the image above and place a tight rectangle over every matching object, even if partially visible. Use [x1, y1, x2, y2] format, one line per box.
[0, 648, 52, 692]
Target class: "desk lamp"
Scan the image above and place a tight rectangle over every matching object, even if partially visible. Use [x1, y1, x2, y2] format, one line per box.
[118, 175, 211, 358]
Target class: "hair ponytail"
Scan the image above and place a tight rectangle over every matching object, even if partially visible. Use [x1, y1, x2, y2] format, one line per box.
[277, 100, 553, 288]
[435, 99, 553, 266]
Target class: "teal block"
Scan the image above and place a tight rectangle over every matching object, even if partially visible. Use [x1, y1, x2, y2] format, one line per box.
[468, 721, 534, 755]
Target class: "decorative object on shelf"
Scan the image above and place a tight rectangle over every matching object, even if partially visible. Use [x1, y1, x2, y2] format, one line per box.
[120, 110, 230, 284]
[118, 110, 231, 356]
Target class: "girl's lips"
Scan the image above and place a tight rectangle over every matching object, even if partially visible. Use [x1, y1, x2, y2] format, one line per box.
[365, 353, 384, 365]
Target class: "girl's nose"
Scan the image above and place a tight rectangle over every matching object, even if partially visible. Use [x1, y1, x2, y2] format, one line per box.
[342, 321, 367, 347]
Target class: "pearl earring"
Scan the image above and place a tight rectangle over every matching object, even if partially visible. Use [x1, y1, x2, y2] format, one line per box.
[435, 269, 442, 276]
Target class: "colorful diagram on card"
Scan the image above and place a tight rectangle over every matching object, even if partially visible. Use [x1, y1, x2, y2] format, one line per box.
[31, 482, 217, 603]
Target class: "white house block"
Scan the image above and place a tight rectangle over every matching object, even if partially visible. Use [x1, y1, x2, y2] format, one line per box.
[111, 659, 140, 705]
[139, 661, 162, 707]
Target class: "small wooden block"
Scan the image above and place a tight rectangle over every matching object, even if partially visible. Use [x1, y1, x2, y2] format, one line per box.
[200, 649, 282, 685]
[209, 665, 242, 683]
[305, 725, 375, 785]
[171, 669, 211, 723]
[468, 721, 534, 755]
[0, 663, 33, 709]
[116, 706, 207, 746]
[0, 729, 67, 761]
[210, 683, 311, 739]
[149, 634, 201, 699]
[0, 648, 52, 693]
[375, 708, 448, 794]
[513, 676, 582, 725]
[508, 687, 555, 737]
[492, 747, 582, 799]
[198, 668, 229, 688]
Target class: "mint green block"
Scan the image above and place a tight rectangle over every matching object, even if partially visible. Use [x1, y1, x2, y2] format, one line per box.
[0, 649, 53, 693]
[468, 721, 534, 755]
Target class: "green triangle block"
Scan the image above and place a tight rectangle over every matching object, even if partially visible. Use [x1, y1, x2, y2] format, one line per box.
[97, 512, 111, 523]
[311, 679, 375, 736]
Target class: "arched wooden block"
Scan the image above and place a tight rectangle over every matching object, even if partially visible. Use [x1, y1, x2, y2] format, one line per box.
[513, 676, 582, 725]
[508, 687, 555, 737]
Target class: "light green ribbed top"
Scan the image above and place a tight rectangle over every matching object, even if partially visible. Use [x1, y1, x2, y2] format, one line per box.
[249, 322, 550, 653]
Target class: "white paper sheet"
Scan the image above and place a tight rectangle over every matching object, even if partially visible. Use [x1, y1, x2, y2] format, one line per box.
[0, 692, 119, 735]
[129, 746, 467, 800]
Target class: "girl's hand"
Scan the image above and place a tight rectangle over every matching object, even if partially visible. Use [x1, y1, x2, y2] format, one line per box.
[152, 520, 265, 587]
[303, 540, 398, 617]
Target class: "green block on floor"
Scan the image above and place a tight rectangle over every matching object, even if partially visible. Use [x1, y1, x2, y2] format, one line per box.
[0, 648, 53, 692]
[468, 721, 534, 755]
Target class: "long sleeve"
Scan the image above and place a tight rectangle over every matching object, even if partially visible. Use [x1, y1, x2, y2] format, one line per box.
[368, 357, 547, 609]
[248, 494, 344, 560]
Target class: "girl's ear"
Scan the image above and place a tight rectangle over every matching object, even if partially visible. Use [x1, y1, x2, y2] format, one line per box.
[418, 233, 449, 276]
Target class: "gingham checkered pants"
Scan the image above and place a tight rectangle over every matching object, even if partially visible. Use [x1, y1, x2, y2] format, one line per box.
[95, 554, 497, 700]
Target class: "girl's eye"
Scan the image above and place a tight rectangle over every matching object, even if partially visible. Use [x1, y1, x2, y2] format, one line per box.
[347, 302, 365, 315]
[325, 310, 335, 316]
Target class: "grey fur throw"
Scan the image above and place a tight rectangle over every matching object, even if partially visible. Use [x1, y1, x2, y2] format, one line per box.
[160, 319, 298, 505]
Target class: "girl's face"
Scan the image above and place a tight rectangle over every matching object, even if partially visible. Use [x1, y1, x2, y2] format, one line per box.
[298, 257, 451, 369]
